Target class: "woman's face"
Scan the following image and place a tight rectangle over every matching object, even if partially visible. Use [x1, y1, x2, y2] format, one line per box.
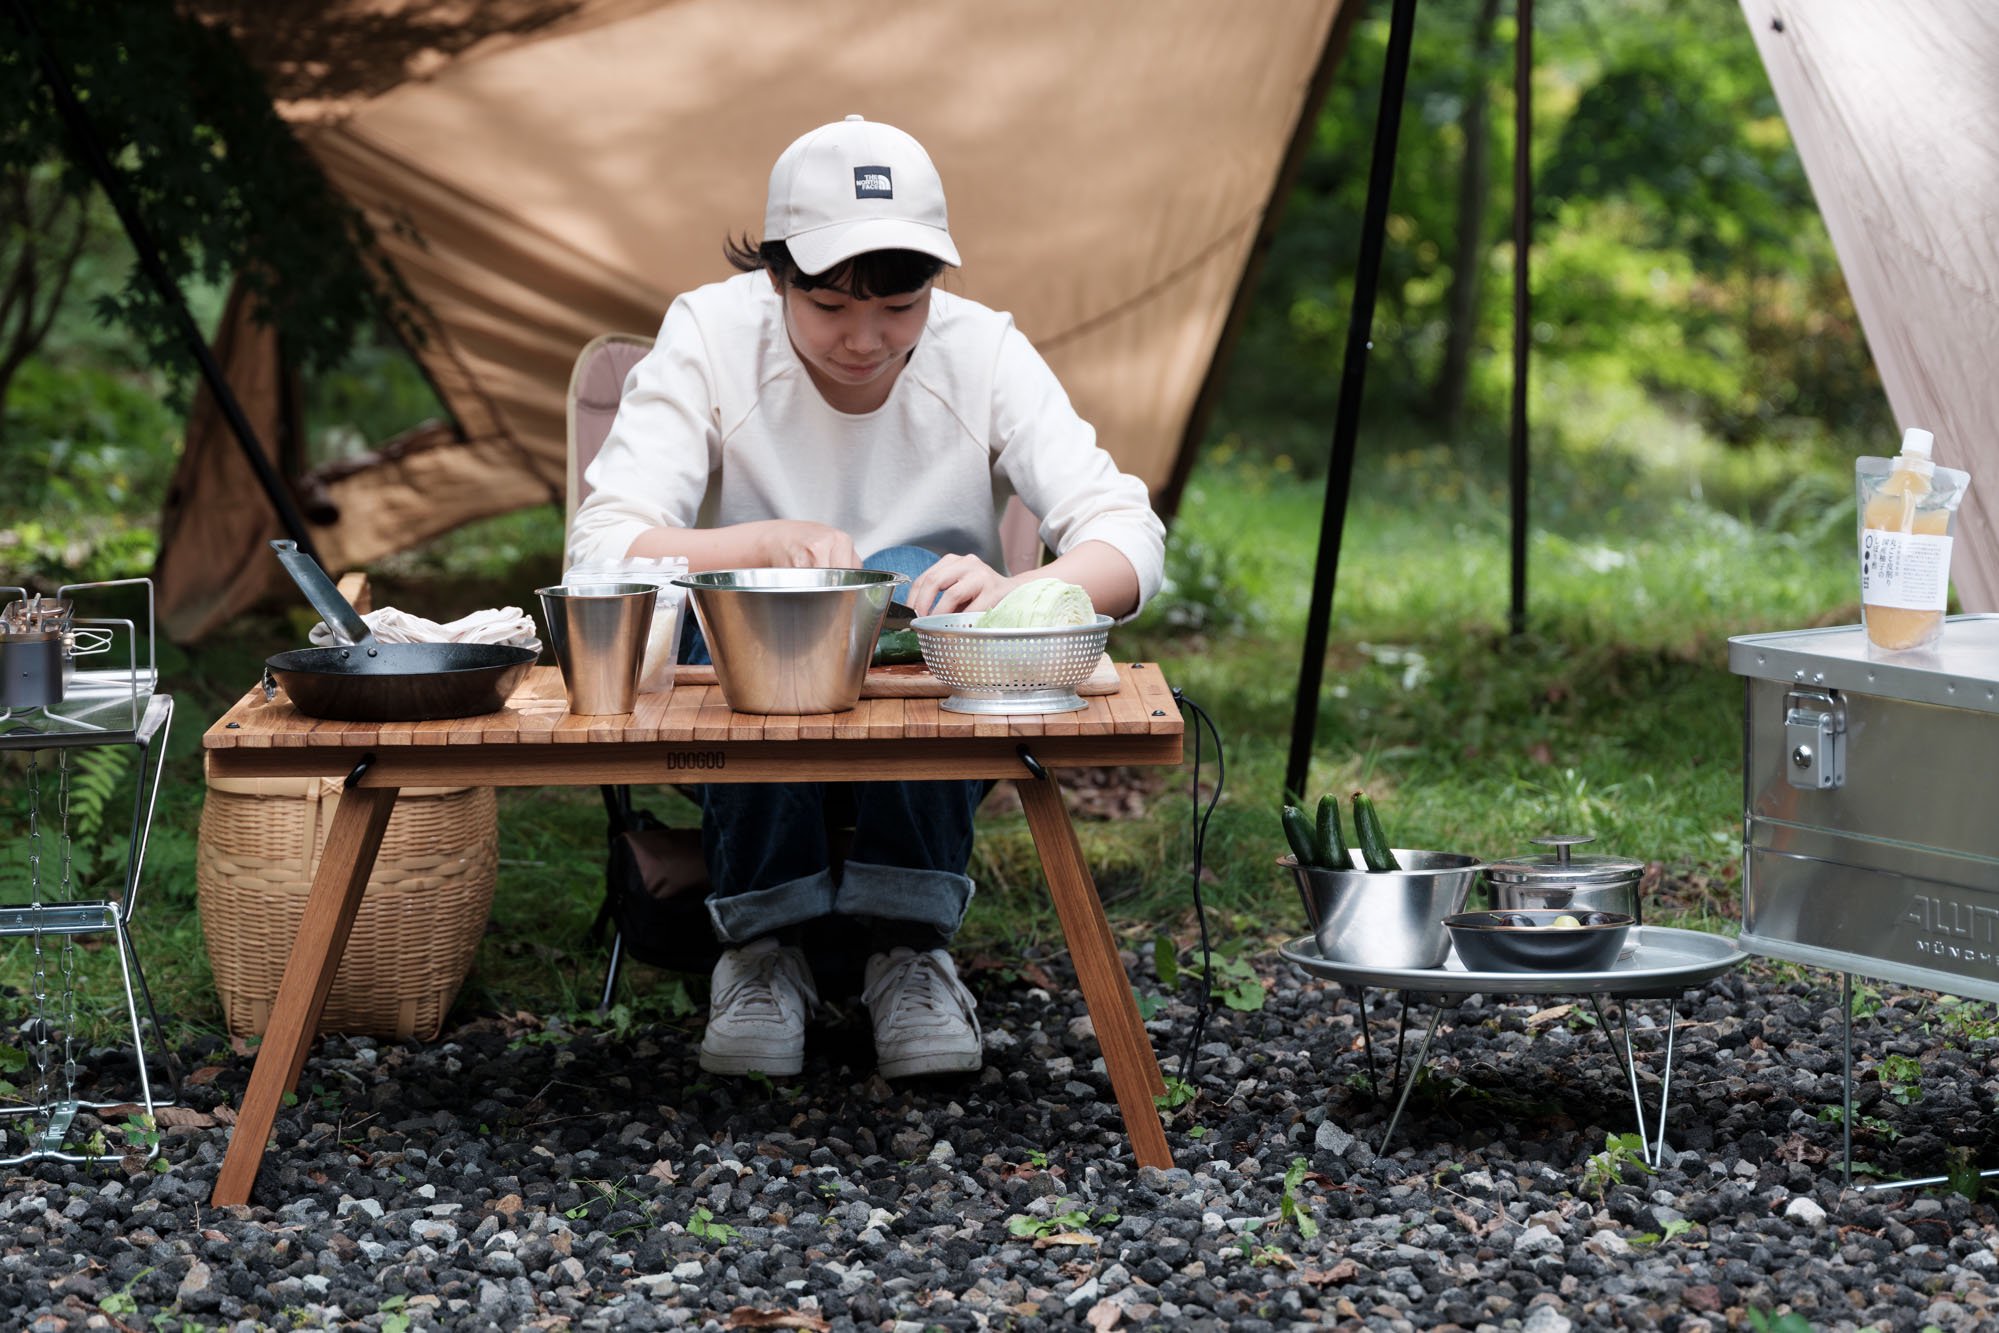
[779, 278, 933, 412]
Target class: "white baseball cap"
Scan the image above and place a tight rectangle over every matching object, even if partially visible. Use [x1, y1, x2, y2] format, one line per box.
[764, 114, 961, 275]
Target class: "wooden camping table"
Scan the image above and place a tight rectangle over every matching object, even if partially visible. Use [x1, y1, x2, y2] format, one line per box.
[203, 665, 1184, 1206]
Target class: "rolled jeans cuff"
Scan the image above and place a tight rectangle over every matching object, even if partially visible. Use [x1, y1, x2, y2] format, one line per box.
[834, 860, 976, 938]
[707, 869, 836, 945]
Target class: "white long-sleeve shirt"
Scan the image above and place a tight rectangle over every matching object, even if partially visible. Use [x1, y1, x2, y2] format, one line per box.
[568, 272, 1166, 607]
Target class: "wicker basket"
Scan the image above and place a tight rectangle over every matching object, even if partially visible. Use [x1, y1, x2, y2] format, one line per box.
[197, 774, 498, 1040]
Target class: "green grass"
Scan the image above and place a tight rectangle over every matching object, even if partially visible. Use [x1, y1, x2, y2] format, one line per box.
[2, 429, 1859, 1050]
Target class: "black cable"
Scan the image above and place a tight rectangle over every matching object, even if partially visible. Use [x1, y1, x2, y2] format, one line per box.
[1171, 688, 1225, 1084]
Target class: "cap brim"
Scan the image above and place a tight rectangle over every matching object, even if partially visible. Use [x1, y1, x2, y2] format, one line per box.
[784, 218, 961, 275]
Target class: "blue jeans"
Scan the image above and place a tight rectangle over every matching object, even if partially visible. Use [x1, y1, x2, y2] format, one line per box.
[686, 547, 986, 946]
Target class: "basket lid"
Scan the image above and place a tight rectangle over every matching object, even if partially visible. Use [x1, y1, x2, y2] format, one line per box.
[1482, 834, 1644, 888]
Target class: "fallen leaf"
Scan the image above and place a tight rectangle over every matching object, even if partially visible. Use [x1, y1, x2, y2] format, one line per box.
[211, 1105, 238, 1125]
[156, 1106, 216, 1129]
[1528, 1004, 1574, 1027]
[186, 1066, 227, 1087]
[1299, 1259, 1359, 1287]
[1019, 962, 1059, 991]
[722, 1309, 831, 1331]
[647, 1159, 678, 1184]
[1086, 1297, 1124, 1331]
[1032, 1231, 1100, 1250]
[229, 1036, 260, 1057]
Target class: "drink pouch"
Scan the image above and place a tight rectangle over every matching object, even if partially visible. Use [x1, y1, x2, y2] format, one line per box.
[1856, 452, 1969, 653]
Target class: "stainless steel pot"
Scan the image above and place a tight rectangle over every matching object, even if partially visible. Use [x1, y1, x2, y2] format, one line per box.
[1482, 834, 1645, 922]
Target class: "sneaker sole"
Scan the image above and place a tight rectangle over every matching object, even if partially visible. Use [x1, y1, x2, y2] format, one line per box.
[877, 1049, 983, 1080]
[698, 1048, 804, 1077]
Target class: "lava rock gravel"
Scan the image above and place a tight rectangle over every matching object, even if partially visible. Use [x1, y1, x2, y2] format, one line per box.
[6, 950, 1999, 1331]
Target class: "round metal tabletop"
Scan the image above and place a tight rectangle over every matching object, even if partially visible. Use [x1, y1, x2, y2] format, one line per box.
[1279, 924, 1746, 997]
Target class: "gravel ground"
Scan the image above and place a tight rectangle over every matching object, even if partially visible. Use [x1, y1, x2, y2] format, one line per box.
[7, 947, 1999, 1332]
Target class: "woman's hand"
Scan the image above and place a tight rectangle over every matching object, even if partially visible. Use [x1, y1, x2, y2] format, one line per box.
[746, 520, 860, 569]
[907, 554, 1017, 616]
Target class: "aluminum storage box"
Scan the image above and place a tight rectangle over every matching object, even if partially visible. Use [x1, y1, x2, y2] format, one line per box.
[1729, 615, 1999, 1002]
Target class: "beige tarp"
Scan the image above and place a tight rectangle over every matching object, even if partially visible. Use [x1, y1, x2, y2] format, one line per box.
[1741, 0, 1999, 612]
[159, 0, 1354, 639]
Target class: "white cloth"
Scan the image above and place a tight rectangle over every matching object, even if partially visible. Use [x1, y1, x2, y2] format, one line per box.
[308, 606, 541, 652]
[567, 271, 1166, 606]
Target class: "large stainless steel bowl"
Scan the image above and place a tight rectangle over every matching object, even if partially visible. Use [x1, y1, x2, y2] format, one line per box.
[673, 568, 899, 714]
[1281, 851, 1484, 970]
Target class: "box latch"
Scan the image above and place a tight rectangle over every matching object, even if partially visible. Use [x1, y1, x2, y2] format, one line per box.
[1784, 686, 1845, 790]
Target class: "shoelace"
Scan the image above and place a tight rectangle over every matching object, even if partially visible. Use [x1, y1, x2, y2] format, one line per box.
[717, 949, 808, 1021]
[863, 954, 976, 1029]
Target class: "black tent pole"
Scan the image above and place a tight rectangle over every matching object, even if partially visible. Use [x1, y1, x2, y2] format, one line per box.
[1509, 0, 1533, 636]
[8, 0, 321, 562]
[1285, 0, 1421, 802]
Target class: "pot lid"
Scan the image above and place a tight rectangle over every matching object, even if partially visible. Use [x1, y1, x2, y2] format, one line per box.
[1483, 834, 1645, 887]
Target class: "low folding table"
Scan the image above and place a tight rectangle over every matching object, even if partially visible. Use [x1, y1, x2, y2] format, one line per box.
[1282, 926, 1745, 1166]
[203, 664, 1184, 1206]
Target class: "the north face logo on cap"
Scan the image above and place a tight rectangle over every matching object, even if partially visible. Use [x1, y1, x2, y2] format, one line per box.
[854, 166, 893, 199]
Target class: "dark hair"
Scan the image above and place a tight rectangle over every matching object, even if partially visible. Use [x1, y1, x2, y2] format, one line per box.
[724, 235, 945, 299]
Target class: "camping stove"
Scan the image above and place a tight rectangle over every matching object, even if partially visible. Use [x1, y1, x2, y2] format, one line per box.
[1730, 615, 1999, 1000]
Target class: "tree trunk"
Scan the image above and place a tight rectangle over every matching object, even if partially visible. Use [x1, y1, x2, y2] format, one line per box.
[1431, 0, 1503, 432]
[0, 167, 91, 435]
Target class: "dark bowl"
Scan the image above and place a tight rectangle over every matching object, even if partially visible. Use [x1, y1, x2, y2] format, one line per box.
[1444, 909, 1633, 973]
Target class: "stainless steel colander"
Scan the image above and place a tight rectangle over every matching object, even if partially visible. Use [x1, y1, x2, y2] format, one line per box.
[910, 612, 1112, 714]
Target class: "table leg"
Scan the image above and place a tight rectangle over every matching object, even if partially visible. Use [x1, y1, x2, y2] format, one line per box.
[212, 786, 398, 1207]
[1015, 775, 1172, 1170]
[1378, 998, 1446, 1155]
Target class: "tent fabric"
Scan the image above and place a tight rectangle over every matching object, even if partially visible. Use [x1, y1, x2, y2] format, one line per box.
[161, 0, 1352, 638]
[1740, 0, 1999, 612]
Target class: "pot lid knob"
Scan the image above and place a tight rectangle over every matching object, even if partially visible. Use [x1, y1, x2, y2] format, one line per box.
[1529, 833, 1594, 865]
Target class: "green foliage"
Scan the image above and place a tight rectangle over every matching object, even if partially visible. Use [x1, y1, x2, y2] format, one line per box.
[1154, 1077, 1197, 1111]
[1209, 0, 1888, 470]
[1877, 1053, 1924, 1106]
[1, 1, 407, 398]
[1580, 1132, 1654, 1200]
[1745, 1310, 1816, 1333]
[1279, 1156, 1320, 1239]
[1942, 1147, 1984, 1204]
[685, 1205, 738, 1244]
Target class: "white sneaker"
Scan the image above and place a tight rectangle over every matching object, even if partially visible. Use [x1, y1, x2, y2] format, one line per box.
[862, 947, 982, 1079]
[698, 938, 817, 1076]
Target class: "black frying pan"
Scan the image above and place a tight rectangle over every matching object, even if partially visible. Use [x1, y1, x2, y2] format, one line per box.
[264, 540, 539, 722]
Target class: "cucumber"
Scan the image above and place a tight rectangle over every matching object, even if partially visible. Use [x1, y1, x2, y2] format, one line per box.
[1314, 791, 1353, 870]
[1351, 791, 1401, 872]
[872, 628, 924, 666]
[1281, 805, 1320, 866]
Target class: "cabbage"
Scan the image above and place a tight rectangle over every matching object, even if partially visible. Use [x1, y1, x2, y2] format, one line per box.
[977, 578, 1096, 628]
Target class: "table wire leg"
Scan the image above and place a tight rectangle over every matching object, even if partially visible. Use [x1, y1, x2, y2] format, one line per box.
[122, 916, 180, 1104]
[1594, 995, 1650, 1167]
[1842, 971, 1854, 1190]
[108, 916, 156, 1154]
[1379, 1000, 1445, 1156]
[1346, 984, 1380, 1106]
[1393, 993, 1411, 1103]
[1651, 997, 1678, 1168]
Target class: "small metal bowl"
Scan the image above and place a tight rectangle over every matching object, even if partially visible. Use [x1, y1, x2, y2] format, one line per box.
[1282, 851, 1483, 970]
[1445, 909, 1634, 973]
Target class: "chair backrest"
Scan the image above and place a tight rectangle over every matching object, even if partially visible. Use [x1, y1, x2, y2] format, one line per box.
[564, 329, 1043, 573]
[565, 332, 656, 541]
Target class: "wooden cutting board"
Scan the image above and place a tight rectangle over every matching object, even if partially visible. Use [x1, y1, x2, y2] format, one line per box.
[672, 653, 1119, 699]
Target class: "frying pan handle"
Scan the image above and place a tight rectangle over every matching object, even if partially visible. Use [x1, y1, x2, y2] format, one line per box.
[270, 539, 374, 646]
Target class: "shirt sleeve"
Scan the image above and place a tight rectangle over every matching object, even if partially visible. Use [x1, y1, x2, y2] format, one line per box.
[989, 325, 1168, 610]
[566, 298, 721, 569]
